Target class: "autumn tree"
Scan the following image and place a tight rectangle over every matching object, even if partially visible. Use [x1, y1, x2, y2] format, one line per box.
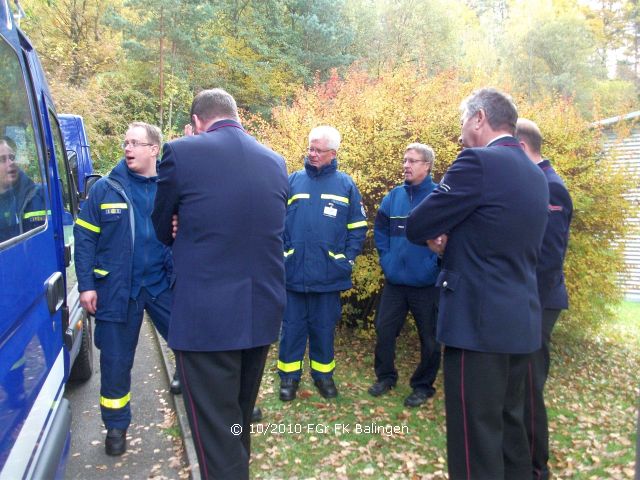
[253, 67, 636, 330]
[22, 0, 120, 86]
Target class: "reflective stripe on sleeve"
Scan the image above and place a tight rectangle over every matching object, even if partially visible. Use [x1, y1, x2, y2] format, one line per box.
[277, 360, 303, 373]
[76, 218, 101, 233]
[347, 220, 367, 229]
[287, 193, 310, 205]
[320, 194, 349, 204]
[284, 249, 295, 257]
[100, 392, 131, 409]
[310, 359, 336, 373]
[93, 268, 109, 276]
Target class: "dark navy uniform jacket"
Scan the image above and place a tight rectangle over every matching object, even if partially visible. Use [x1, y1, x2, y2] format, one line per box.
[152, 119, 289, 352]
[536, 159, 572, 310]
[406, 136, 549, 354]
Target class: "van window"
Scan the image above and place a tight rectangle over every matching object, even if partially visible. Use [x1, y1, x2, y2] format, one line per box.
[48, 110, 78, 292]
[0, 37, 46, 245]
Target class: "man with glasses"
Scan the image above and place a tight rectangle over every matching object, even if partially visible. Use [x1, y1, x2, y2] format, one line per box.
[74, 122, 179, 457]
[368, 143, 441, 408]
[0, 136, 46, 242]
[278, 125, 367, 401]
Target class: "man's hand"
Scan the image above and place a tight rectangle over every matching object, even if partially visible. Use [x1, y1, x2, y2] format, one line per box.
[184, 124, 194, 136]
[80, 290, 98, 315]
[172, 214, 179, 239]
[427, 234, 448, 256]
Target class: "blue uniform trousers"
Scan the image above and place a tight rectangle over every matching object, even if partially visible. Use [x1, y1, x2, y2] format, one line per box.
[94, 287, 171, 430]
[277, 291, 341, 381]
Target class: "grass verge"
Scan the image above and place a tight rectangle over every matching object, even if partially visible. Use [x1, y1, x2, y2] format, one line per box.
[250, 302, 639, 479]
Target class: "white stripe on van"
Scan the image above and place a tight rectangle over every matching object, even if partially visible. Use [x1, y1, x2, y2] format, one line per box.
[1, 349, 65, 479]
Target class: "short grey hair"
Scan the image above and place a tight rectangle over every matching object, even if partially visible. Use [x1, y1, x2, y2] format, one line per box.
[406, 143, 435, 170]
[309, 125, 341, 151]
[190, 88, 239, 123]
[0, 136, 17, 151]
[460, 87, 518, 135]
[128, 122, 162, 147]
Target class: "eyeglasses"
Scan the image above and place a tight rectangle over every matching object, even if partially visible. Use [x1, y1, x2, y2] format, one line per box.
[307, 147, 334, 155]
[122, 141, 154, 149]
[403, 158, 426, 165]
[0, 154, 16, 163]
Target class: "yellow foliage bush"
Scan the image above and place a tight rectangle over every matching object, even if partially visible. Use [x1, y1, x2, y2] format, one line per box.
[249, 67, 637, 331]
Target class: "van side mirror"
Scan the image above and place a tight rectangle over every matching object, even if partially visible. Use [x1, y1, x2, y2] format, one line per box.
[82, 174, 101, 199]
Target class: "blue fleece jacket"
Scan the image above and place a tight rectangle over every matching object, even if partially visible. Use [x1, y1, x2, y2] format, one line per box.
[374, 175, 439, 287]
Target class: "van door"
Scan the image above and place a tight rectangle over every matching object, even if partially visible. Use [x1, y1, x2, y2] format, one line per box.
[0, 26, 66, 478]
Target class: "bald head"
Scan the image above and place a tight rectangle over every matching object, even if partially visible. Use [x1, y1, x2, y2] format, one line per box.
[516, 118, 543, 163]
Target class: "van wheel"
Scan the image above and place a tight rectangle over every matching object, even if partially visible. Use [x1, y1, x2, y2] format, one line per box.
[70, 318, 93, 382]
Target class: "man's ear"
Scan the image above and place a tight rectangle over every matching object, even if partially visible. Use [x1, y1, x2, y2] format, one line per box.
[475, 109, 485, 129]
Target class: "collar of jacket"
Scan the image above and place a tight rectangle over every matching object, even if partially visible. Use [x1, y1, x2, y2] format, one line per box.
[1, 169, 37, 209]
[205, 118, 244, 133]
[11, 169, 36, 197]
[109, 159, 132, 189]
[537, 159, 552, 171]
[403, 174, 434, 194]
[486, 135, 521, 148]
[304, 157, 337, 178]
[127, 167, 157, 183]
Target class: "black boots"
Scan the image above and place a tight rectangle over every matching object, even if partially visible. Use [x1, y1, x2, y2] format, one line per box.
[105, 428, 127, 456]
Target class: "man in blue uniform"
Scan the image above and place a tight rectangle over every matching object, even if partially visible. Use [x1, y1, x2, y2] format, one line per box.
[407, 88, 549, 479]
[74, 122, 178, 457]
[278, 125, 367, 401]
[517, 118, 573, 480]
[0, 136, 46, 242]
[152, 89, 288, 480]
[369, 143, 441, 407]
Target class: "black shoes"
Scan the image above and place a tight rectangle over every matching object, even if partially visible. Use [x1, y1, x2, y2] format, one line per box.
[170, 370, 181, 395]
[368, 379, 395, 397]
[314, 377, 338, 399]
[251, 406, 263, 423]
[404, 389, 435, 408]
[279, 378, 299, 401]
[105, 428, 127, 456]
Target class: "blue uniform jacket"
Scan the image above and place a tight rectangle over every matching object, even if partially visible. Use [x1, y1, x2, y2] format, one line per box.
[284, 159, 367, 293]
[74, 159, 172, 322]
[374, 176, 440, 286]
[537, 159, 572, 309]
[406, 137, 549, 354]
[0, 170, 46, 241]
[152, 119, 289, 352]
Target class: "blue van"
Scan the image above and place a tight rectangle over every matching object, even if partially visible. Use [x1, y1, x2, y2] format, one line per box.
[0, 1, 93, 478]
[59, 114, 96, 201]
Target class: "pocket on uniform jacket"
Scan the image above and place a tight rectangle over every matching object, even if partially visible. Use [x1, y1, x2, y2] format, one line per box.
[325, 246, 352, 284]
[93, 268, 116, 319]
[99, 203, 128, 223]
[436, 270, 460, 291]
